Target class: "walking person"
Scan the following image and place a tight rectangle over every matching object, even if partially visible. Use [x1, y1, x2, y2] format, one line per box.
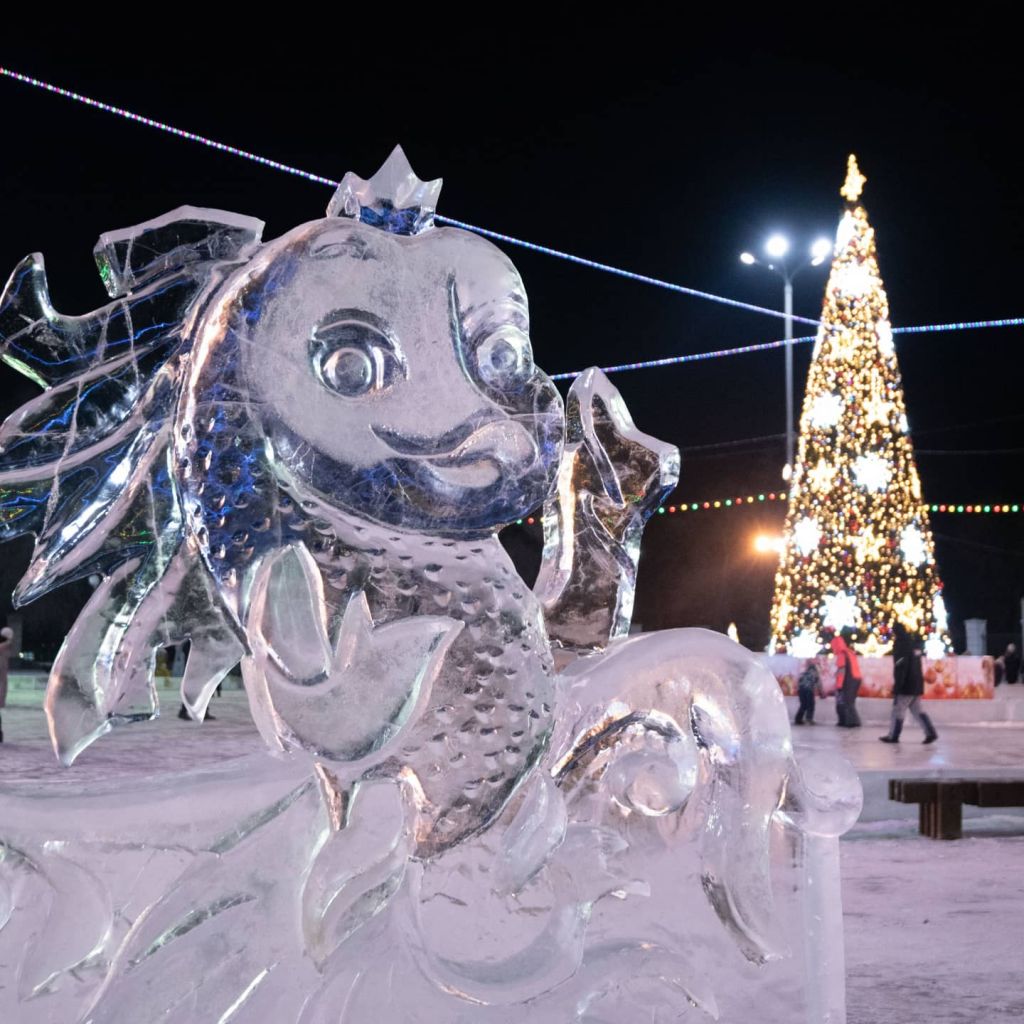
[0, 626, 13, 743]
[829, 628, 863, 728]
[880, 622, 938, 744]
[1003, 643, 1021, 685]
[794, 659, 822, 725]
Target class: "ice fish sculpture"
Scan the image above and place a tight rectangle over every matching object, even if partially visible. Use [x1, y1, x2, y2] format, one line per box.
[0, 148, 861, 1022]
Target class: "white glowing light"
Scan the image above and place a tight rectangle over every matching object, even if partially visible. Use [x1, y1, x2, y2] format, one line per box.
[811, 238, 833, 264]
[836, 212, 856, 249]
[900, 524, 927, 565]
[812, 323, 827, 357]
[893, 594, 923, 630]
[809, 392, 843, 428]
[836, 264, 873, 297]
[821, 591, 860, 631]
[789, 630, 822, 658]
[765, 234, 789, 258]
[793, 517, 822, 556]
[740, 251, 756, 265]
[830, 330, 859, 360]
[863, 390, 890, 427]
[933, 594, 949, 632]
[853, 528, 884, 565]
[807, 458, 837, 492]
[898, 412, 909, 433]
[924, 633, 948, 660]
[854, 453, 891, 492]
[877, 320, 894, 356]
[754, 533, 785, 555]
[856, 634, 892, 657]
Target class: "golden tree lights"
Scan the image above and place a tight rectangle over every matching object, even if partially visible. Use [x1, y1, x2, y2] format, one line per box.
[770, 156, 951, 658]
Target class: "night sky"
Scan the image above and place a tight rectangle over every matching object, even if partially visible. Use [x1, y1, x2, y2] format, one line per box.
[1, 28, 1021, 658]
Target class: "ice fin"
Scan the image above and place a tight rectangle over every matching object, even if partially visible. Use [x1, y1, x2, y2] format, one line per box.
[257, 543, 332, 685]
[179, 629, 247, 722]
[0, 254, 57, 389]
[1, 253, 200, 390]
[301, 781, 410, 964]
[496, 772, 568, 895]
[536, 367, 679, 653]
[13, 427, 169, 606]
[17, 851, 113, 1000]
[94, 205, 264, 298]
[0, 342, 174, 479]
[250, 545, 463, 762]
[45, 559, 153, 765]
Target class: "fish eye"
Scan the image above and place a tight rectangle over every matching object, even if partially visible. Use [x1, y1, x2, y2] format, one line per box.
[311, 316, 403, 398]
[322, 347, 375, 394]
[476, 326, 533, 390]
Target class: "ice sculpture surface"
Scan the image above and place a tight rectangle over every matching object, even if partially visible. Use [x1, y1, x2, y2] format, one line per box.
[0, 147, 861, 1022]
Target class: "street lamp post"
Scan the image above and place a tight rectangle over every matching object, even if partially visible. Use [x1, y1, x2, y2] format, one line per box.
[740, 235, 832, 480]
[783, 274, 793, 479]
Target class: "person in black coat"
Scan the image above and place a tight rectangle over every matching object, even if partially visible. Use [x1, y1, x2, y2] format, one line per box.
[880, 622, 938, 744]
[1003, 644, 1021, 684]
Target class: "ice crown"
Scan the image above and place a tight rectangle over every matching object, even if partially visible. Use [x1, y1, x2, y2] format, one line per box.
[327, 146, 443, 235]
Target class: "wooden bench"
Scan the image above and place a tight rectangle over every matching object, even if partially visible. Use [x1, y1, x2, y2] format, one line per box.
[889, 778, 1024, 840]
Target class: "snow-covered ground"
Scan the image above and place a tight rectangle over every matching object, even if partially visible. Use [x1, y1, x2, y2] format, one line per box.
[2, 688, 1023, 1022]
[0, 684, 263, 786]
[841, 835, 1024, 1023]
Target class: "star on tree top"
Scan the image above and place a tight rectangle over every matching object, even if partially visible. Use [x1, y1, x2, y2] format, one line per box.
[841, 154, 867, 202]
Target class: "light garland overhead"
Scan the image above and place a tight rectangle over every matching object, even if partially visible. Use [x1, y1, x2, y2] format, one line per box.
[511, 495, 1020, 524]
[549, 315, 1024, 380]
[0, 66, 813, 329]
[2, 65, 1022, 380]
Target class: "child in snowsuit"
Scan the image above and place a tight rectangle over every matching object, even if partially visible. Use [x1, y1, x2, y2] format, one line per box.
[794, 660, 822, 725]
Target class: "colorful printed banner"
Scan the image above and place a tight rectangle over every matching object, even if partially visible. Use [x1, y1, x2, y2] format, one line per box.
[766, 654, 994, 700]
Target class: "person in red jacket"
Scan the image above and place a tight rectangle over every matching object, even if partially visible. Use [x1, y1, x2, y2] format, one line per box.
[828, 628, 862, 728]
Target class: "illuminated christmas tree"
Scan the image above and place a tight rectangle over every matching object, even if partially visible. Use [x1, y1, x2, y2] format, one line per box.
[770, 155, 950, 659]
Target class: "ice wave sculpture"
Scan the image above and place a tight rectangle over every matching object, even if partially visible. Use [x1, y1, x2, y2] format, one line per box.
[0, 148, 861, 1022]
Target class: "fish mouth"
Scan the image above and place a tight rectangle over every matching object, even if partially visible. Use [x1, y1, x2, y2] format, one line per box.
[372, 416, 542, 488]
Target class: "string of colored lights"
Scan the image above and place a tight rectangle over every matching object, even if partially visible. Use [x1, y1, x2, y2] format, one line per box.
[896, 317, 1024, 335]
[436, 215, 819, 325]
[513, 496, 1022, 524]
[548, 335, 813, 380]
[549, 316, 1024, 380]
[0, 66, 816, 329]
[0, 68, 339, 188]
[3, 68, 1023, 378]
[927, 503, 1022, 514]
